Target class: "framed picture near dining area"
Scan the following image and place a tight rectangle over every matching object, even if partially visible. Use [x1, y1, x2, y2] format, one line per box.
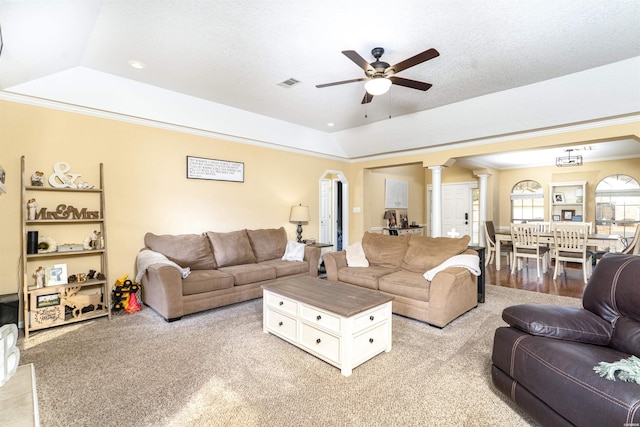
[562, 209, 575, 221]
[552, 214, 561, 221]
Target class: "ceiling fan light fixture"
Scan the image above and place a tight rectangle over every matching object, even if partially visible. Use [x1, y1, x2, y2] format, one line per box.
[365, 77, 392, 96]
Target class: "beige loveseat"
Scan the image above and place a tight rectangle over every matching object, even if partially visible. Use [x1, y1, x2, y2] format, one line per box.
[323, 232, 478, 327]
[137, 227, 320, 321]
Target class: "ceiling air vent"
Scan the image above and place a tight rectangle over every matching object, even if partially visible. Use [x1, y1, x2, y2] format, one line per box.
[278, 78, 301, 88]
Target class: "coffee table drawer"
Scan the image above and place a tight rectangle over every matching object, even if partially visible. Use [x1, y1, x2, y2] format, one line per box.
[300, 305, 340, 333]
[300, 323, 340, 364]
[353, 305, 389, 333]
[265, 291, 298, 316]
[265, 308, 297, 342]
[352, 322, 389, 364]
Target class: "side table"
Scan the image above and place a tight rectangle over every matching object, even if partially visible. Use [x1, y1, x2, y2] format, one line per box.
[306, 243, 333, 276]
[468, 246, 486, 303]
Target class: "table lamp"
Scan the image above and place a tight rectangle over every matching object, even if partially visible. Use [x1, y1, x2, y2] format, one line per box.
[290, 204, 310, 243]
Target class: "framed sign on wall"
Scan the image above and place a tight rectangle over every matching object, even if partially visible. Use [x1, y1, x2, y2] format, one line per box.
[186, 156, 244, 183]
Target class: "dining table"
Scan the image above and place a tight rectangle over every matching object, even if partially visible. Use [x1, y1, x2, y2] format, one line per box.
[493, 226, 621, 271]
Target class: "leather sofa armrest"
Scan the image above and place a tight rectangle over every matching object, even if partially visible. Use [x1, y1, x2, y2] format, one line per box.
[502, 304, 613, 345]
[304, 245, 321, 276]
[323, 251, 346, 282]
[141, 264, 185, 321]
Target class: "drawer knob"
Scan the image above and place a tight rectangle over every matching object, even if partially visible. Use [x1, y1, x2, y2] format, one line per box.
[369, 338, 374, 344]
[316, 338, 321, 344]
[369, 315, 374, 321]
[316, 315, 322, 321]
[278, 321, 283, 327]
[279, 301, 284, 306]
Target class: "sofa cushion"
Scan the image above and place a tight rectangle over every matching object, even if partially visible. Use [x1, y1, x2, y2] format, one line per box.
[182, 270, 234, 296]
[246, 227, 288, 262]
[362, 232, 410, 269]
[379, 270, 430, 302]
[337, 265, 396, 290]
[206, 230, 257, 267]
[492, 326, 640, 427]
[218, 264, 276, 285]
[144, 233, 217, 270]
[401, 235, 470, 273]
[260, 259, 310, 277]
[502, 304, 613, 345]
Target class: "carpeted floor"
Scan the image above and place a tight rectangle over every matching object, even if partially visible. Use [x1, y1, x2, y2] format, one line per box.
[17, 285, 581, 427]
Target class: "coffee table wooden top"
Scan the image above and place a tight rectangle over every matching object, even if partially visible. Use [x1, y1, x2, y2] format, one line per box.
[262, 276, 393, 318]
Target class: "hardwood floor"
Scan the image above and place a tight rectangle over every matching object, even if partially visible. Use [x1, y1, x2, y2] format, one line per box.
[486, 255, 588, 299]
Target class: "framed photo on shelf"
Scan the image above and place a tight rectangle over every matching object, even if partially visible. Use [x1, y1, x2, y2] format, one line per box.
[46, 263, 68, 286]
[35, 292, 61, 309]
[562, 209, 576, 221]
[553, 192, 565, 203]
[552, 214, 561, 221]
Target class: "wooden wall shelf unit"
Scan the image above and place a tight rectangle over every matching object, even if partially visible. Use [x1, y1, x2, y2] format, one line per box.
[20, 156, 110, 339]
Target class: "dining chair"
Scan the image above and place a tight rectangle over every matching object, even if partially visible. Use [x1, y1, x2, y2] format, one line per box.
[553, 223, 592, 283]
[622, 224, 640, 255]
[484, 220, 513, 267]
[510, 223, 551, 278]
[527, 221, 551, 232]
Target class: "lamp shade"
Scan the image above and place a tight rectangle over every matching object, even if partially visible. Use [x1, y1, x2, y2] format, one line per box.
[290, 205, 310, 223]
[365, 77, 392, 96]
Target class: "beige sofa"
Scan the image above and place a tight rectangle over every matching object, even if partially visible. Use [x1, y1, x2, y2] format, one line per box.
[323, 232, 478, 327]
[138, 227, 320, 321]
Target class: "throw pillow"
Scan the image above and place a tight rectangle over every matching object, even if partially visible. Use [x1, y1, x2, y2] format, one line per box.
[282, 240, 306, 261]
[346, 242, 369, 267]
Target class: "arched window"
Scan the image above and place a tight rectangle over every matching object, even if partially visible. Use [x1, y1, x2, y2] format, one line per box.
[511, 180, 544, 223]
[595, 174, 640, 245]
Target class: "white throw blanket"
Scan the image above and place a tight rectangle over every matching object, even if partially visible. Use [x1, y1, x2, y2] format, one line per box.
[423, 254, 481, 281]
[135, 249, 191, 283]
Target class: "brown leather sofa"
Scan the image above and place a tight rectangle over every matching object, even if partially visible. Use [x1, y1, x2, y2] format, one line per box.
[491, 253, 640, 426]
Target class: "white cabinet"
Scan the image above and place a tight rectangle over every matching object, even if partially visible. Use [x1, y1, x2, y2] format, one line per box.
[20, 156, 110, 339]
[263, 288, 392, 376]
[549, 181, 587, 222]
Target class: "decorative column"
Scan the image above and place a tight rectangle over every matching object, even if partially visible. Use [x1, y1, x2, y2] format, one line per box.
[475, 172, 491, 247]
[428, 166, 444, 237]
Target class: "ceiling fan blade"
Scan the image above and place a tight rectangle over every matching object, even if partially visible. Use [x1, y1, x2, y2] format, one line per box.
[390, 48, 439, 74]
[342, 50, 374, 72]
[361, 92, 374, 104]
[389, 76, 432, 91]
[316, 77, 367, 88]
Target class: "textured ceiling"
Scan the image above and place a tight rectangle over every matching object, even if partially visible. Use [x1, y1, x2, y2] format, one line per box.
[1, 0, 639, 163]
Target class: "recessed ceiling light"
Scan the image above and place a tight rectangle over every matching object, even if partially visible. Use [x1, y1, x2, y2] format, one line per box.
[327, 123, 334, 127]
[128, 60, 146, 69]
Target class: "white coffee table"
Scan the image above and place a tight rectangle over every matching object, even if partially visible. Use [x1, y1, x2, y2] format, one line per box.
[262, 276, 393, 376]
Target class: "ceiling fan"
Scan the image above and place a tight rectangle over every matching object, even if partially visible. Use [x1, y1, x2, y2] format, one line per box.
[316, 47, 439, 104]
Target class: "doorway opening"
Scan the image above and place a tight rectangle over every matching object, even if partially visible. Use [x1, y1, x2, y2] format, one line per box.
[319, 171, 349, 251]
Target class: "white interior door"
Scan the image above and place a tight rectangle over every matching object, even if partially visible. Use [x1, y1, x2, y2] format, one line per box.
[319, 178, 332, 244]
[441, 183, 472, 237]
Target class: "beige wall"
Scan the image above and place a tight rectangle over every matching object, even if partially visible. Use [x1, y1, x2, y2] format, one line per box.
[0, 100, 349, 300]
[2, 99, 639, 307]
[362, 163, 425, 232]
